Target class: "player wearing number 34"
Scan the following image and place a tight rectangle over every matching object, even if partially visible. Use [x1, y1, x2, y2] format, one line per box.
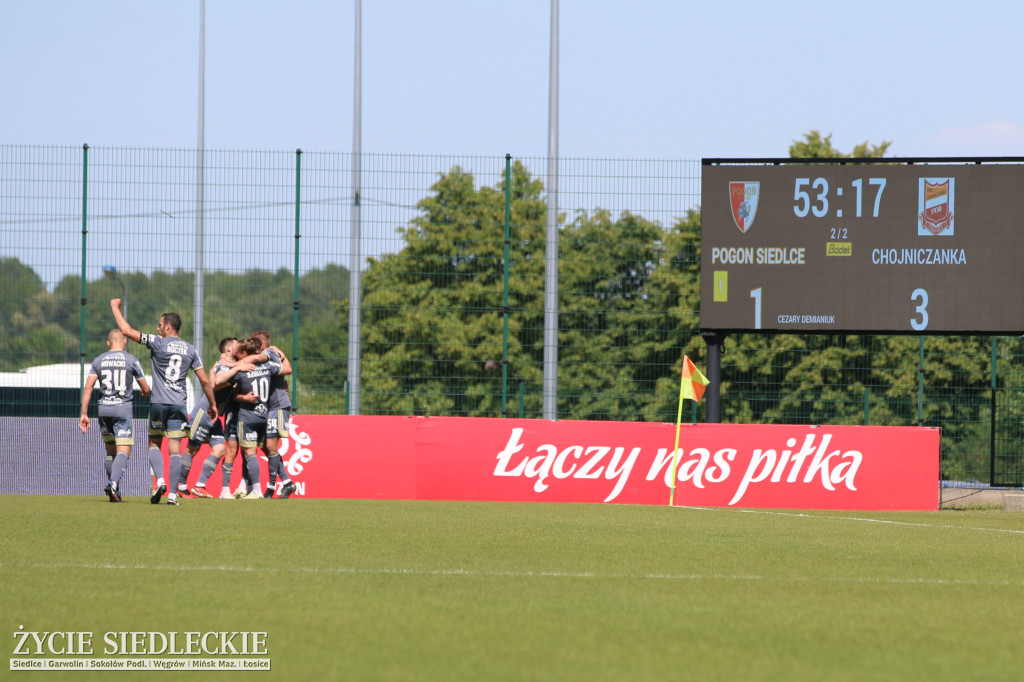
[110, 299, 217, 506]
[80, 329, 151, 502]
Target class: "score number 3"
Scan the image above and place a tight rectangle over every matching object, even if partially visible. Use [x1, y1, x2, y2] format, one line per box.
[911, 289, 928, 330]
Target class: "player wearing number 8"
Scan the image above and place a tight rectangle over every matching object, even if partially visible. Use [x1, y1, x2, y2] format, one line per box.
[110, 299, 218, 506]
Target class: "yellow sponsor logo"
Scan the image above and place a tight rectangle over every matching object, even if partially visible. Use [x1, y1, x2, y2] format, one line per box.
[826, 242, 852, 257]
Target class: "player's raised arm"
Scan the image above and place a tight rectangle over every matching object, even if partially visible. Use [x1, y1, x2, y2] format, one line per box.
[110, 299, 142, 343]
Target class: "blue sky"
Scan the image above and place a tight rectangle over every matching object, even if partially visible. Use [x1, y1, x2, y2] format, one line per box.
[5, 1, 1024, 289]
[5, 0, 1024, 159]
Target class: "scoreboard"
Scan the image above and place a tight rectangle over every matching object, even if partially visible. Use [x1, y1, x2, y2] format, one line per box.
[700, 159, 1024, 334]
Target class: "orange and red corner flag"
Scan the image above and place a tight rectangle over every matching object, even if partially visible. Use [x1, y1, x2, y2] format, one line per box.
[681, 355, 710, 403]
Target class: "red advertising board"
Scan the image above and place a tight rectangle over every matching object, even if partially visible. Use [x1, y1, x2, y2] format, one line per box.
[183, 416, 938, 510]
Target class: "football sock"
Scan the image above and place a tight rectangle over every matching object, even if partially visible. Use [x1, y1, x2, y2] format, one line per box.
[105, 453, 115, 480]
[110, 453, 129, 487]
[168, 454, 182, 496]
[179, 452, 193, 489]
[198, 454, 218, 486]
[241, 458, 253, 493]
[244, 453, 261, 493]
[267, 453, 281, 487]
[147, 446, 163, 480]
[221, 462, 232, 490]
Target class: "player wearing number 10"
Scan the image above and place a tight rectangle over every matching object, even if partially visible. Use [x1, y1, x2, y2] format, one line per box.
[228, 337, 282, 500]
[110, 299, 217, 506]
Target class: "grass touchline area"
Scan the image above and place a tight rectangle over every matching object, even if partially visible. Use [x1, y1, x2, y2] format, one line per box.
[8, 560, 1024, 588]
[4, 496, 1024, 681]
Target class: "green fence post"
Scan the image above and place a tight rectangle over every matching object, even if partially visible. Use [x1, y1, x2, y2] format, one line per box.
[79, 144, 89, 394]
[864, 387, 870, 426]
[292, 149, 301, 412]
[502, 154, 512, 417]
[991, 337, 997, 486]
[917, 336, 925, 427]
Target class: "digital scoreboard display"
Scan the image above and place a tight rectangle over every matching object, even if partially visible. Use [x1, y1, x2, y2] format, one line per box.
[700, 160, 1024, 334]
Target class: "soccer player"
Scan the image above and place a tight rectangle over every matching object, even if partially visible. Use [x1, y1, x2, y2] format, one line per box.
[224, 337, 281, 500]
[187, 337, 255, 498]
[213, 340, 256, 499]
[250, 330, 297, 498]
[110, 298, 217, 506]
[177, 337, 235, 497]
[80, 329, 151, 502]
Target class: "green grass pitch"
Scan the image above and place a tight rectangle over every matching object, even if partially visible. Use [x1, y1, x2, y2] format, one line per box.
[3, 495, 1024, 681]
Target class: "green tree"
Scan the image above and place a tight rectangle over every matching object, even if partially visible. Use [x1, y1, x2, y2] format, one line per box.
[0, 260, 77, 371]
[557, 209, 669, 419]
[337, 163, 707, 421]
[295, 264, 351, 412]
[0, 257, 46, 325]
[11, 263, 348, 416]
[789, 130, 892, 158]
[342, 162, 547, 416]
[638, 209, 703, 422]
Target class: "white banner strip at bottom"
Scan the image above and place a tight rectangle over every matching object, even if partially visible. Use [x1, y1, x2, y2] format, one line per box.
[11, 658, 271, 671]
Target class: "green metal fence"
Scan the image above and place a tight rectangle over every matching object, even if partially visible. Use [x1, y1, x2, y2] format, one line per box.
[2, 144, 1023, 485]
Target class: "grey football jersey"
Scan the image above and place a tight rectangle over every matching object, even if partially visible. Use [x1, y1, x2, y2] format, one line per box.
[139, 333, 204, 406]
[232, 359, 281, 424]
[264, 348, 292, 411]
[88, 350, 146, 417]
[196, 360, 236, 415]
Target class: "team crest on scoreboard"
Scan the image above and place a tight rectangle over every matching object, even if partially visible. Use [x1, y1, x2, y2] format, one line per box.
[918, 177, 955, 236]
[729, 181, 760, 233]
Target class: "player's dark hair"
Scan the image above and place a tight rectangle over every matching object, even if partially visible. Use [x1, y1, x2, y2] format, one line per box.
[241, 338, 263, 356]
[161, 313, 182, 332]
[219, 337, 238, 353]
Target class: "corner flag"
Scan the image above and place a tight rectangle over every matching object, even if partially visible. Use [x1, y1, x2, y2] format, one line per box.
[670, 355, 711, 507]
[680, 355, 710, 403]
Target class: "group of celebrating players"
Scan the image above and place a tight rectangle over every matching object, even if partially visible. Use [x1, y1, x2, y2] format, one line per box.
[78, 299, 297, 504]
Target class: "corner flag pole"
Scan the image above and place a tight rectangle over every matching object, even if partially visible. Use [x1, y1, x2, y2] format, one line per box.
[670, 355, 710, 507]
[669, 372, 686, 506]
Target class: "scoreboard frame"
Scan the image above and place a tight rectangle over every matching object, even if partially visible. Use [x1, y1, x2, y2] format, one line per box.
[699, 157, 1024, 336]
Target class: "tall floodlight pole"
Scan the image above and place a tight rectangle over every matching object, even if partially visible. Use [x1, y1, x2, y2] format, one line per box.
[347, 0, 363, 414]
[194, 0, 206, 362]
[543, 0, 560, 420]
